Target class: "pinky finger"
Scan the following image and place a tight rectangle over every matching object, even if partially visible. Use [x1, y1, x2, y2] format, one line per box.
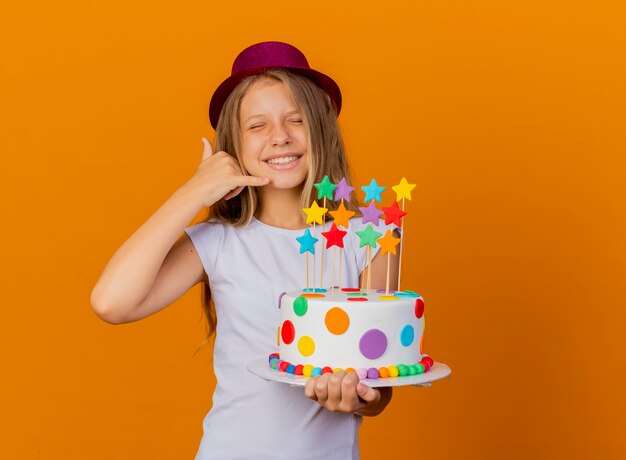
[304, 378, 319, 401]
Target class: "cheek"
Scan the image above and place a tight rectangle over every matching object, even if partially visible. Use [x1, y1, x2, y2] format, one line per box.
[240, 137, 263, 167]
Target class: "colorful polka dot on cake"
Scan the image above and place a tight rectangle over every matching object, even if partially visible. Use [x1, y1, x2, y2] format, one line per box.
[293, 296, 308, 316]
[400, 324, 415, 346]
[298, 336, 315, 356]
[359, 329, 388, 359]
[325, 307, 350, 335]
[415, 298, 425, 318]
[281, 320, 295, 344]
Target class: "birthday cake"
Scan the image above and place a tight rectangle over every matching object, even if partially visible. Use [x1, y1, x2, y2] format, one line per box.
[267, 176, 435, 380]
[269, 288, 433, 379]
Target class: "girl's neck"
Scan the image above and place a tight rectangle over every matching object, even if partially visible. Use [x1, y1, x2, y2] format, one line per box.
[257, 185, 306, 230]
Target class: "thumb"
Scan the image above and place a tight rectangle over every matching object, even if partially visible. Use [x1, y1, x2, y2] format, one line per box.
[201, 137, 214, 162]
[356, 383, 380, 404]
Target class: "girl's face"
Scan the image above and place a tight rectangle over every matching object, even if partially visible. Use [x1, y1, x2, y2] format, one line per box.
[239, 77, 309, 190]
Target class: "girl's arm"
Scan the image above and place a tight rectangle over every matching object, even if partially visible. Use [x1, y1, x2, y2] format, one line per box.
[304, 231, 400, 416]
[91, 138, 268, 324]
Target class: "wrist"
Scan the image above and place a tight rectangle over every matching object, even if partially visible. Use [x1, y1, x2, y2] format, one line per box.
[175, 181, 208, 209]
[355, 386, 393, 417]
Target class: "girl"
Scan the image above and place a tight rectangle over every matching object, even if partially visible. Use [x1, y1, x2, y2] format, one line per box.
[92, 41, 400, 459]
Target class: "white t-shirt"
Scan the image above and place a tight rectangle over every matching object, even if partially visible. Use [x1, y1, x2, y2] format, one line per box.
[185, 216, 392, 460]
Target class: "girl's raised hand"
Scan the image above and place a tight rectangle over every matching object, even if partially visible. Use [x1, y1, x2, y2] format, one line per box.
[304, 371, 391, 416]
[183, 137, 270, 208]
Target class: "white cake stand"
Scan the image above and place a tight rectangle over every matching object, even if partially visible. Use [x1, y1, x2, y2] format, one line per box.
[247, 357, 451, 388]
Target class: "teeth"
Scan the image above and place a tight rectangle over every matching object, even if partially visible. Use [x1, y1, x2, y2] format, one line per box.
[267, 156, 299, 165]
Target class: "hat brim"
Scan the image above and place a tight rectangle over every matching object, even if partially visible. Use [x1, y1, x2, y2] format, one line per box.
[209, 66, 342, 130]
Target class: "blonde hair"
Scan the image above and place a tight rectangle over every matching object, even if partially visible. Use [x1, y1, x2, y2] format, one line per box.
[194, 68, 361, 353]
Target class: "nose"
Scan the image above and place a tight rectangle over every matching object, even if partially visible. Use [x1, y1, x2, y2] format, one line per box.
[271, 123, 291, 146]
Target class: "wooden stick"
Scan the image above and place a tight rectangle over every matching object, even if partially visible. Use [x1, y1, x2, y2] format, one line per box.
[332, 246, 336, 293]
[361, 244, 367, 290]
[367, 245, 372, 291]
[397, 197, 405, 292]
[313, 223, 316, 291]
[386, 252, 391, 295]
[320, 197, 326, 289]
[338, 197, 344, 291]
[339, 247, 343, 290]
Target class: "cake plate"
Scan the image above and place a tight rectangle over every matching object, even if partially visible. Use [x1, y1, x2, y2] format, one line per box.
[247, 357, 451, 388]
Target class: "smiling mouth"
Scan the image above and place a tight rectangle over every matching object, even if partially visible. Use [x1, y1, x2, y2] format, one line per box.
[264, 155, 303, 165]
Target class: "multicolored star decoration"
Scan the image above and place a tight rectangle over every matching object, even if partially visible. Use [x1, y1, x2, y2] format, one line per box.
[302, 201, 328, 225]
[359, 201, 384, 226]
[377, 229, 401, 256]
[382, 201, 408, 226]
[296, 228, 318, 254]
[361, 178, 386, 203]
[391, 177, 416, 202]
[314, 175, 337, 201]
[321, 223, 347, 249]
[329, 201, 356, 228]
[333, 177, 354, 202]
[355, 225, 383, 249]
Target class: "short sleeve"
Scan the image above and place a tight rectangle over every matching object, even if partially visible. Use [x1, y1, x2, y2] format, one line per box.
[184, 222, 224, 278]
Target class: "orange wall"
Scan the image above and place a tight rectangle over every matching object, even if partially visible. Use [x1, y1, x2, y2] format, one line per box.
[2, 1, 625, 458]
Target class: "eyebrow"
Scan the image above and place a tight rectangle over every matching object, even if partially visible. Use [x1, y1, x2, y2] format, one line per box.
[243, 110, 301, 124]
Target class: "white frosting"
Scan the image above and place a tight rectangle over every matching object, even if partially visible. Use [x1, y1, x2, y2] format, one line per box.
[278, 289, 424, 370]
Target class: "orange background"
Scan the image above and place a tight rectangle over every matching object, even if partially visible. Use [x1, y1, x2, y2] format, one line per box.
[2, 1, 625, 458]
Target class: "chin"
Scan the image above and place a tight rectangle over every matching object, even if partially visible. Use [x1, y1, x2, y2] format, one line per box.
[266, 173, 307, 191]
[268, 179, 306, 191]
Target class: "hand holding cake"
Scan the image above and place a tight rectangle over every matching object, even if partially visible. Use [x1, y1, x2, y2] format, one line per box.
[304, 370, 392, 416]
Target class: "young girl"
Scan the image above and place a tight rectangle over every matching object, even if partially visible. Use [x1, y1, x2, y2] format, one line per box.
[92, 41, 400, 459]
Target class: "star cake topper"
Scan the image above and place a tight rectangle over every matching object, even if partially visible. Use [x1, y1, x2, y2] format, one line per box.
[329, 201, 356, 228]
[377, 229, 401, 256]
[382, 201, 408, 226]
[303, 201, 328, 225]
[314, 175, 337, 201]
[321, 223, 347, 249]
[355, 225, 383, 249]
[391, 177, 416, 201]
[333, 177, 355, 202]
[361, 178, 386, 203]
[359, 201, 383, 226]
[296, 228, 319, 254]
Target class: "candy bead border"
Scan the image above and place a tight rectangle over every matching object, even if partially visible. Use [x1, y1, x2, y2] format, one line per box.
[267, 353, 435, 379]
